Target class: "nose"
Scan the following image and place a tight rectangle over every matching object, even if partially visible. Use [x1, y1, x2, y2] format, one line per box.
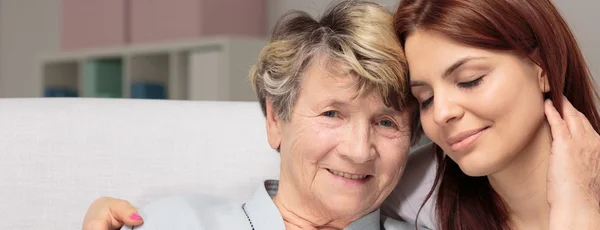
[432, 95, 464, 125]
[338, 120, 376, 164]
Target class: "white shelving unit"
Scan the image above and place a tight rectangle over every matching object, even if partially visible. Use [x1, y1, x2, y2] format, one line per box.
[39, 36, 266, 101]
[43, 61, 79, 92]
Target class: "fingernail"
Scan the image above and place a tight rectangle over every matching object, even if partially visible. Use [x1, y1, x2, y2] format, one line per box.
[130, 214, 142, 220]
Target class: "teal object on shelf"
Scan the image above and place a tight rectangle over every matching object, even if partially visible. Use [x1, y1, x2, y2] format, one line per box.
[84, 59, 123, 98]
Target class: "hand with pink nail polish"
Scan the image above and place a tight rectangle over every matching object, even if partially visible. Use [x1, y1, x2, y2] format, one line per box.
[82, 197, 143, 230]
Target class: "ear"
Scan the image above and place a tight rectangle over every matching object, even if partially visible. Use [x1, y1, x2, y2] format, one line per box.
[530, 49, 550, 93]
[265, 98, 283, 151]
[536, 65, 550, 93]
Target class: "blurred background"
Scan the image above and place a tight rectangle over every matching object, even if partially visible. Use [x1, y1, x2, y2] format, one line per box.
[0, 0, 597, 100]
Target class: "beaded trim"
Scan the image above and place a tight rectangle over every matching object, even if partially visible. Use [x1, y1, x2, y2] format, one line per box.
[241, 203, 255, 230]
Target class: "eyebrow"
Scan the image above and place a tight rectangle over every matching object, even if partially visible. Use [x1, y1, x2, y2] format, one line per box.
[410, 56, 486, 87]
[321, 99, 400, 116]
[326, 99, 350, 108]
[375, 107, 401, 117]
[315, 99, 350, 112]
[443, 56, 486, 78]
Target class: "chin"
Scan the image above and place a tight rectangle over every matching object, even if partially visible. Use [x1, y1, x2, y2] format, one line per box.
[325, 195, 373, 216]
[453, 152, 507, 177]
[457, 164, 491, 177]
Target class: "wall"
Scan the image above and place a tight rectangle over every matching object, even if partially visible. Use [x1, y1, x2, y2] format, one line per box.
[0, 0, 598, 97]
[0, 0, 60, 97]
[266, 0, 400, 33]
[553, 0, 600, 84]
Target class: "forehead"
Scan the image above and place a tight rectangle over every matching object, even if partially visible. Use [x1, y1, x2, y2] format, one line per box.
[297, 57, 412, 117]
[405, 30, 492, 78]
[405, 30, 479, 58]
[303, 56, 355, 88]
[299, 56, 385, 104]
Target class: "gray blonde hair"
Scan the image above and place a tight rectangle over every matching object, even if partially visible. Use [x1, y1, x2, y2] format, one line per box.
[249, 0, 409, 121]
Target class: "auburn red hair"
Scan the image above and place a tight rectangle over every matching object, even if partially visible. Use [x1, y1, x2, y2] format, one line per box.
[393, 0, 600, 229]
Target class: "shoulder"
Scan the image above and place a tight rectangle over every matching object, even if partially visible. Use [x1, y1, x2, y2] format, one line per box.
[382, 216, 434, 230]
[121, 195, 250, 230]
[382, 142, 438, 229]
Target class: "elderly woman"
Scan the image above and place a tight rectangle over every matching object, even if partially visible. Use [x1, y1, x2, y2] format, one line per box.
[84, 1, 418, 229]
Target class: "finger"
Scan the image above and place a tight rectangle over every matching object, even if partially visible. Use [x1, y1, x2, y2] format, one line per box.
[83, 220, 109, 230]
[578, 111, 596, 134]
[110, 199, 144, 227]
[545, 99, 571, 140]
[560, 96, 586, 135]
[546, 177, 555, 204]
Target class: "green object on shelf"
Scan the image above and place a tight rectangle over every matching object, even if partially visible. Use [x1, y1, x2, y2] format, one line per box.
[84, 59, 123, 98]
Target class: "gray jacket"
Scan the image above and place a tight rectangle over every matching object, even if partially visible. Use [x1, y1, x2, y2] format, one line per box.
[122, 180, 419, 230]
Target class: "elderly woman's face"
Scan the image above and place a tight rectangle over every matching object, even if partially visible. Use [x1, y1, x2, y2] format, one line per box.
[265, 58, 412, 218]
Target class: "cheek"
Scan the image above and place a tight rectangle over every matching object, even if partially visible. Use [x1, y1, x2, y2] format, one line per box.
[377, 136, 411, 179]
[477, 69, 545, 125]
[473, 76, 512, 117]
[285, 121, 340, 163]
[483, 73, 547, 146]
[420, 113, 439, 145]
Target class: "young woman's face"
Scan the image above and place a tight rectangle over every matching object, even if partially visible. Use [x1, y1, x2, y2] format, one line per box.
[405, 29, 551, 176]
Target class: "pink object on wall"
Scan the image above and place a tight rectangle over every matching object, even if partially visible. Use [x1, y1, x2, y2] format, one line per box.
[61, 0, 127, 50]
[201, 0, 266, 37]
[129, 0, 200, 43]
[130, 0, 266, 44]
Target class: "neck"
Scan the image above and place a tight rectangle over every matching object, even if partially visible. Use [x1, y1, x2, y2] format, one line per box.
[272, 174, 354, 230]
[487, 122, 552, 230]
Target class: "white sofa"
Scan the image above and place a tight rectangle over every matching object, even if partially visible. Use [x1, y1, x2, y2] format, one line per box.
[0, 98, 436, 230]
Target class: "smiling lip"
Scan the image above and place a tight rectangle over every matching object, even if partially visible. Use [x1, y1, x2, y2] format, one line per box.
[326, 169, 371, 180]
[447, 127, 488, 152]
[326, 168, 372, 187]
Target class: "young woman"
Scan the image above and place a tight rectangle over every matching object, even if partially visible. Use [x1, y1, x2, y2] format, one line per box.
[394, 0, 600, 229]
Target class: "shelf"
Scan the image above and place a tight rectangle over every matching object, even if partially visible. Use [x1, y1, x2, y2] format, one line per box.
[43, 61, 79, 97]
[129, 53, 169, 99]
[39, 37, 266, 100]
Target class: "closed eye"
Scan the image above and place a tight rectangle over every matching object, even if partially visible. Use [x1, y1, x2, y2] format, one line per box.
[457, 76, 484, 88]
[420, 97, 433, 110]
